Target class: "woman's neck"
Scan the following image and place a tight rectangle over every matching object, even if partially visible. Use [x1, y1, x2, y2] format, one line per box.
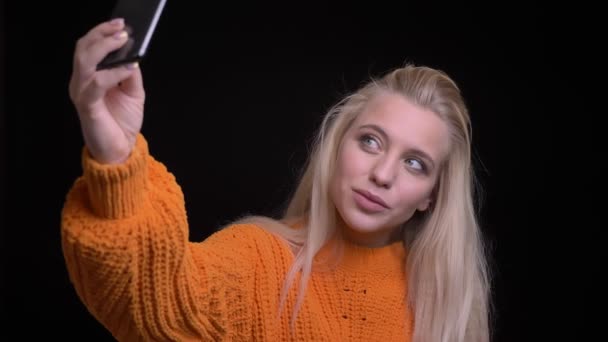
[336, 216, 403, 248]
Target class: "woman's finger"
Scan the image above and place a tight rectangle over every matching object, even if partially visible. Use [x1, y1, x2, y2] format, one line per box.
[76, 18, 125, 52]
[77, 30, 131, 76]
[79, 64, 139, 106]
[119, 66, 145, 99]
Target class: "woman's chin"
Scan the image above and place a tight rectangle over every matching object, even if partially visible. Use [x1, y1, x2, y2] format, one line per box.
[339, 211, 390, 234]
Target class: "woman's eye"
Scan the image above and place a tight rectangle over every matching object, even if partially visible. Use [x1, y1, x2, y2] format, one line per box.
[405, 159, 424, 172]
[360, 135, 380, 149]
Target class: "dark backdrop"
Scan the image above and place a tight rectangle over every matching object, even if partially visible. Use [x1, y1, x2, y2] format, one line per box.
[2, 1, 562, 341]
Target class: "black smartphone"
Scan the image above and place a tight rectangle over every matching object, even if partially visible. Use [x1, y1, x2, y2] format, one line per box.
[96, 0, 167, 70]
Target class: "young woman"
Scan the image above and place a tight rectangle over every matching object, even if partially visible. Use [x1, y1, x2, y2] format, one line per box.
[62, 18, 491, 341]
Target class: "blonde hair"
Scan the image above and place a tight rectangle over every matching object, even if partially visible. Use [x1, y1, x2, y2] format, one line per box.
[232, 64, 491, 342]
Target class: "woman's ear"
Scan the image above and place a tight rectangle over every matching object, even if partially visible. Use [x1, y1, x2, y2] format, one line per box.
[417, 198, 432, 212]
[419, 178, 440, 212]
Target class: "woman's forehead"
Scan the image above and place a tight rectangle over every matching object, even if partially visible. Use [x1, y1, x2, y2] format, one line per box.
[353, 93, 451, 159]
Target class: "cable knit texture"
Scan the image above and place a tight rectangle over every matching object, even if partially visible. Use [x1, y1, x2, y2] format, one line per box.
[61, 134, 413, 341]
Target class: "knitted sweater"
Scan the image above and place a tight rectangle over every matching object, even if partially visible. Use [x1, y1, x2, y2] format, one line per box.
[61, 134, 413, 341]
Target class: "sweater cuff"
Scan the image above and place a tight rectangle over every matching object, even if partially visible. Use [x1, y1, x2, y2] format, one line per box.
[82, 134, 149, 219]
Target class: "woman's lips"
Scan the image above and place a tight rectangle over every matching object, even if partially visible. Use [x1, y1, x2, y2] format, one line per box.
[353, 189, 390, 212]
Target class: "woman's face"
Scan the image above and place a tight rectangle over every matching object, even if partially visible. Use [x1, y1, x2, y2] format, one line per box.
[330, 92, 450, 247]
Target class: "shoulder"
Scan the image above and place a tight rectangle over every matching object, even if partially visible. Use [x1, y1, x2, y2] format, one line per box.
[204, 223, 274, 247]
[189, 219, 300, 288]
[196, 221, 294, 261]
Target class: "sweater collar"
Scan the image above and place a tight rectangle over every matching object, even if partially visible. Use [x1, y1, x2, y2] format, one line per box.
[314, 235, 407, 273]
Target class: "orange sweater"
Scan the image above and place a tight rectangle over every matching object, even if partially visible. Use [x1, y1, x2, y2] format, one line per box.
[61, 134, 413, 341]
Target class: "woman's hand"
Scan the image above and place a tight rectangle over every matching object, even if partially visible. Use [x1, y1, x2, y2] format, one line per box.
[69, 18, 145, 164]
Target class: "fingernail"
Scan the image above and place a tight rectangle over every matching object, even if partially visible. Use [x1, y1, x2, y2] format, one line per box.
[113, 31, 127, 39]
[110, 18, 124, 25]
[126, 62, 139, 70]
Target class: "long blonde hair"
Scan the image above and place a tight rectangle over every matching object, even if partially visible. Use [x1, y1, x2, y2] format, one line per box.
[232, 64, 491, 342]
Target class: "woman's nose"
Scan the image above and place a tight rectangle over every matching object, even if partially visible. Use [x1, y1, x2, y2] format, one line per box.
[370, 156, 397, 188]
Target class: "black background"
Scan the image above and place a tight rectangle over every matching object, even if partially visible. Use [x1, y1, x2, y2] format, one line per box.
[4, 2, 589, 341]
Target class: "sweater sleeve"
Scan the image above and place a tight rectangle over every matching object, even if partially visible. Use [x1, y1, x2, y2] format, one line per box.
[60, 134, 260, 341]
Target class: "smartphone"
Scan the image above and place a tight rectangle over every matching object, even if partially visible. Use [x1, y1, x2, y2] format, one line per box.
[96, 0, 167, 70]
